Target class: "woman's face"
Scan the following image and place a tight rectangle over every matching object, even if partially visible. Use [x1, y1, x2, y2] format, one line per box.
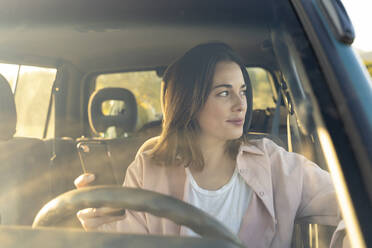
[197, 61, 247, 142]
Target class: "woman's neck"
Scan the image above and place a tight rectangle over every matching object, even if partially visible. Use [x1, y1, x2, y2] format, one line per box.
[189, 135, 236, 190]
[197, 135, 226, 167]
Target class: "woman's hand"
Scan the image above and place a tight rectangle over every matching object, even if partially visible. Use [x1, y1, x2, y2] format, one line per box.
[74, 173, 124, 231]
[74, 173, 95, 189]
[77, 207, 125, 230]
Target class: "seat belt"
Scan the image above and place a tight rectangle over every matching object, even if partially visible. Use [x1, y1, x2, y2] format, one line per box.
[271, 86, 282, 138]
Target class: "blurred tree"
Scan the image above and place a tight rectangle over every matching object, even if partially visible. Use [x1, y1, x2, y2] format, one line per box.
[365, 61, 372, 77]
[247, 68, 275, 110]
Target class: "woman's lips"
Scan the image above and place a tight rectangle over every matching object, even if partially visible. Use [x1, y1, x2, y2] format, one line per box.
[226, 119, 244, 126]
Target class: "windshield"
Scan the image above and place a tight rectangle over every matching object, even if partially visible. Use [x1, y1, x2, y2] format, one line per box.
[0, 0, 367, 247]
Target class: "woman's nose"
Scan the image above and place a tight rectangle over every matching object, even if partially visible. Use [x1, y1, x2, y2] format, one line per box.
[234, 102, 245, 112]
[232, 93, 246, 112]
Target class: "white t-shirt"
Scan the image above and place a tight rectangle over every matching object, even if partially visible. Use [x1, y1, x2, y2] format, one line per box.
[181, 166, 252, 236]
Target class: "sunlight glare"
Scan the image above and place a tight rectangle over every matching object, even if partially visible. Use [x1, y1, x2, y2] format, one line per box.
[317, 127, 366, 248]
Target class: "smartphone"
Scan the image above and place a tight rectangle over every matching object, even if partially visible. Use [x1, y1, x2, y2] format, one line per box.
[77, 140, 118, 186]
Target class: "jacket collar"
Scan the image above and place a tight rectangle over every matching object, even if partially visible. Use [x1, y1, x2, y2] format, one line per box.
[238, 142, 265, 155]
[236, 142, 276, 220]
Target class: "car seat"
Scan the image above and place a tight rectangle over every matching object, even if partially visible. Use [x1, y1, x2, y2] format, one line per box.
[88, 87, 137, 136]
[77, 87, 145, 184]
[0, 74, 52, 225]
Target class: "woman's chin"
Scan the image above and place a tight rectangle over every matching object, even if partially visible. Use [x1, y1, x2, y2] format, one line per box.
[224, 130, 244, 140]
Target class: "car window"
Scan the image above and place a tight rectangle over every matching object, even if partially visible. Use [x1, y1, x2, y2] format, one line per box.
[95, 70, 162, 136]
[0, 63, 56, 139]
[247, 67, 276, 110]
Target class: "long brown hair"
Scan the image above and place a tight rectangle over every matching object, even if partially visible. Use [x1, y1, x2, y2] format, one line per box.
[151, 42, 252, 170]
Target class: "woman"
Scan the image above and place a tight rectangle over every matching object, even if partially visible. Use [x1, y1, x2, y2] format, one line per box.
[75, 43, 344, 247]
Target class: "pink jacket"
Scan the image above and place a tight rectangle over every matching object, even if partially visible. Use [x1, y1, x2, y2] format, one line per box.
[96, 137, 341, 248]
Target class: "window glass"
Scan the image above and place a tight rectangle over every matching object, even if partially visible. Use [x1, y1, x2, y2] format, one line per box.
[0, 63, 56, 138]
[246, 67, 276, 110]
[0, 63, 19, 92]
[15, 66, 56, 138]
[96, 71, 162, 137]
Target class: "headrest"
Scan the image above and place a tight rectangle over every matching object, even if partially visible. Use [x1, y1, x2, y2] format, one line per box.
[0, 74, 17, 140]
[88, 87, 137, 135]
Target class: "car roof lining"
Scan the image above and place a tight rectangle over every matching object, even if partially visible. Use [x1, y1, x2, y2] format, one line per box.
[0, 0, 278, 73]
[0, 0, 273, 26]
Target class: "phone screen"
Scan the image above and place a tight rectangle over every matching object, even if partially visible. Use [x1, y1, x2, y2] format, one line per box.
[77, 141, 118, 186]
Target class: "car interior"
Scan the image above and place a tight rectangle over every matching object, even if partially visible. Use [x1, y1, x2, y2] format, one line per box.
[0, 0, 345, 247]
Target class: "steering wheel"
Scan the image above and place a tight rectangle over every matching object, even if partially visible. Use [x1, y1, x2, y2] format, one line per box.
[32, 186, 244, 248]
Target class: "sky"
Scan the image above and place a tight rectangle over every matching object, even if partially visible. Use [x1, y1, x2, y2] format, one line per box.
[342, 0, 372, 52]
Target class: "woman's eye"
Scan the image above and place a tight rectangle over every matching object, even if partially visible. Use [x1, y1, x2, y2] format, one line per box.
[217, 91, 229, 97]
[240, 90, 247, 96]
